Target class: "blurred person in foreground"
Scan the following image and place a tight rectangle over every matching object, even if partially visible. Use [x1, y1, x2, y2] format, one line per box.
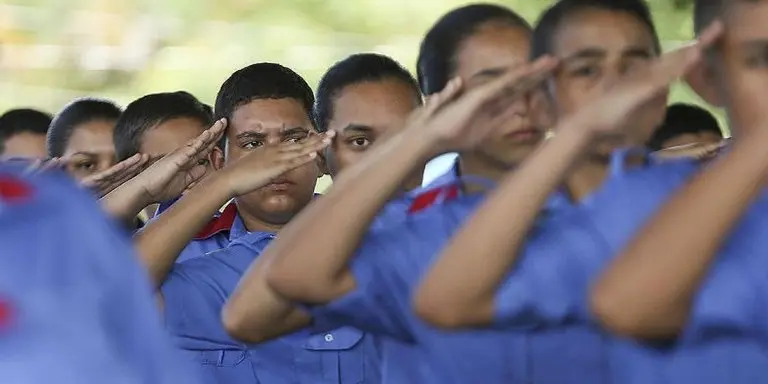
[0, 163, 199, 384]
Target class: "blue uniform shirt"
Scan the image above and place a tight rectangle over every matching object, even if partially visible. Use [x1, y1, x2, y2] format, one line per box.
[493, 156, 768, 383]
[0, 167, 198, 384]
[307, 194, 524, 384]
[161, 232, 382, 384]
[304, 150, 675, 384]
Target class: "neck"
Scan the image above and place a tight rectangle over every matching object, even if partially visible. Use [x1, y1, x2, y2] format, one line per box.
[234, 201, 288, 234]
[564, 159, 609, 202]
[458, 154, 515, 194]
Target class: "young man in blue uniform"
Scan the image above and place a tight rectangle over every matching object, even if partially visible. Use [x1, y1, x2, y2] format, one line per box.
[590, 0, 768, 381]
[133, 63, 380, 384]
[0, 165, 198, 384]
[229, 5, 552, 383]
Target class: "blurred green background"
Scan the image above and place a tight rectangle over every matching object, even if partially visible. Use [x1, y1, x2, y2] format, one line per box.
[0, 0, 717, 190]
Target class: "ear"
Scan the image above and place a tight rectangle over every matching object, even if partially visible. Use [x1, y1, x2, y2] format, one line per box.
[315, 149, 329, 178]
[685, 60, 723, 107]
[208, 147, 225, 170]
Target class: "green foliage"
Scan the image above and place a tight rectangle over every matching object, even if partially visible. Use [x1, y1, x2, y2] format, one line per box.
[0, 0, 723, 131]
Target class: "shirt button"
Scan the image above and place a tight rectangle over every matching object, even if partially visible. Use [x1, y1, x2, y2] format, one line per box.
[324, 334, 334, 342]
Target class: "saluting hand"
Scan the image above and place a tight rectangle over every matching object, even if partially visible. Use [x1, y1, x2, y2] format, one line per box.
[413, 56, 558, 154]
[568, 22, 724, 139]
[79, 154, 150, 197]
[219, 131, 334, 197]
[131, 119, 226, 204]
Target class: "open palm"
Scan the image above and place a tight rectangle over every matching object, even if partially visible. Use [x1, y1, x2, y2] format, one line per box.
[133, 119, 225, 203]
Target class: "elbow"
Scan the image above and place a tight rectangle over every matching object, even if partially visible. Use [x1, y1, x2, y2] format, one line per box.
[589, 288, 645, 338]
[266, 268, 331, 304]
[589, 286, 681, 341]
[221, 303, 270, 344]
[412, 291, 486, 329]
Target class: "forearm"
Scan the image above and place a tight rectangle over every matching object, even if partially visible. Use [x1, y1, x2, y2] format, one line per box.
[414, 124, 593, 327]
[135, 173, 233, 287]
[591, 136, 768, 339]
[100, 183, 151, 223]
[266, 131, 435, 303]
[223, 257, 311, 343]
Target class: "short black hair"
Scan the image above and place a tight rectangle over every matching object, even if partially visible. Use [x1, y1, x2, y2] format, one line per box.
[47, 98, 122, 157]
[647, 103, 723, 150]
[694, 0, 759, 35]
[0, 108, 52, 155]
[113, 91, 214, 161]
[314, 53, 421, 133]
[215, 62, 314, 123]
[531, 0, 661, 60]
[416, 3, 531, 95]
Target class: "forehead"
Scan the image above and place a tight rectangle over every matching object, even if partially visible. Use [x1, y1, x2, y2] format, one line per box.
[453, 23, 531, 78]
[65, 120, 115, 152]
[329, 80, 420, 131]
[726, 1, 768, 41]
[228, 98, 312, 135]
[140, 117, 207, 156]
[552, 8, 656, 56]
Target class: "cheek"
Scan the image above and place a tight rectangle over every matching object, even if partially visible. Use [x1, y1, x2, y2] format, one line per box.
[553, 80, 590, 116]
[727, 73, 768, 130]
[225, 145, 248, 163]
[329, 148, 362, 174]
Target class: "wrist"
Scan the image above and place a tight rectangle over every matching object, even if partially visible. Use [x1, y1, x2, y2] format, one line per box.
[206, 170, 240, 200]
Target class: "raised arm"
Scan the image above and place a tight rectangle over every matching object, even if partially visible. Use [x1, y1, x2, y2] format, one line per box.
[591, 133, 768, 339]
[589, 25, 742, 341]
[100, 121, 225, 223]
[261, 58, 557, 307]
[414, 35, 716, 329]
[136, 129, 332, 288]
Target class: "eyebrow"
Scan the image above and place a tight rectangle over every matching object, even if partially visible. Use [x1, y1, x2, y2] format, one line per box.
[470, 67, 508, 80]
[281, 127, 310, 136]
[563, 48, 607, 63]
[69, 151, 100, 158]
[235, 126, 309, 140]
[622, 46, 653, 58]
[563, 46, 653, 64]
[741, 39, 768, 51]
[341, 124, 374, 134]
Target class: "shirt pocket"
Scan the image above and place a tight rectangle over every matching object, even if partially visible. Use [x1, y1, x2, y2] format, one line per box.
[296, 327, 370, 384]
[182, 349, 260, 384]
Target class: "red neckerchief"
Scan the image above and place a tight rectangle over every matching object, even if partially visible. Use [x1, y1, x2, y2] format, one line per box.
[407, 184, 460, 214]
[194, 202, 238, 240]
[0, 299, 11, 329]
[0, 176, 33, 202]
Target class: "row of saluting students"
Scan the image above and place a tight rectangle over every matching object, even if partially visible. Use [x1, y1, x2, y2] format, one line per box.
[1, 0, 764, 383]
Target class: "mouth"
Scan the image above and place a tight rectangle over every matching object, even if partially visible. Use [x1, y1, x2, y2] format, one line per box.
[266, 178, 294, 192]
[503, 127, 544, 143]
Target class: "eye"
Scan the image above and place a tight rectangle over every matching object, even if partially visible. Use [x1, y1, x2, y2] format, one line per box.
[745, 50, 768, 68]
[347, 137, 371, 149]
[242, 141, 264, 149]
[570, 64, 599, 78]
[75, 161, 96, 172]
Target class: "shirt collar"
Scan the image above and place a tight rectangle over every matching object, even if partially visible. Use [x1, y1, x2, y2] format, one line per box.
[192, 193, 323, 241]
[194, 202, 238, 240]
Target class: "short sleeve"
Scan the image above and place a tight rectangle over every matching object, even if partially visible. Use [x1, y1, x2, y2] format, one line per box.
[492, 211, 611, 328]
[161, 253, 241, 349]
[307, 228, 417, 343]
[682, 253, 767, 343]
